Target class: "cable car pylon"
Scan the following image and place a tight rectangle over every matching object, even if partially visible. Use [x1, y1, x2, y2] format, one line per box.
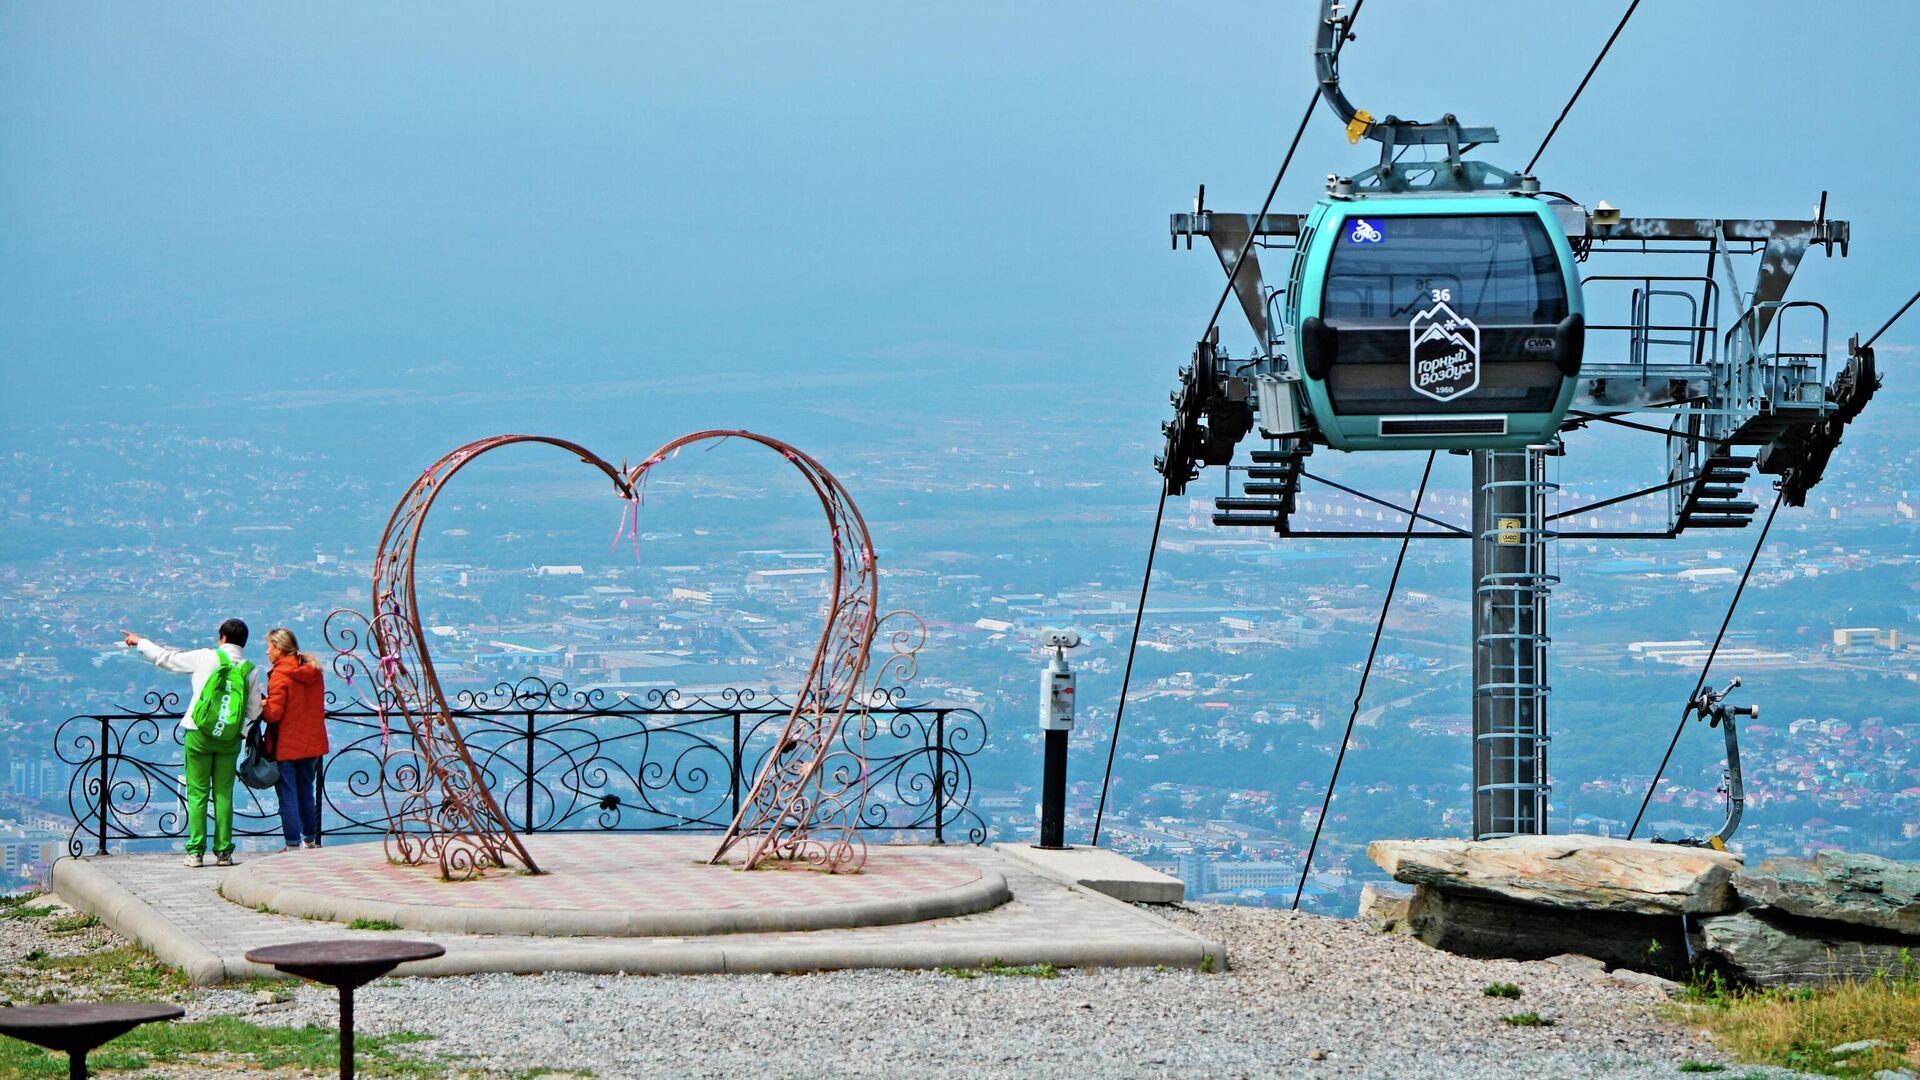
[1152, 0, 1879, 844]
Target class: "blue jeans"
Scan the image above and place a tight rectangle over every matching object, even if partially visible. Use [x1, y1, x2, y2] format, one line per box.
[274, 756, 322, 846]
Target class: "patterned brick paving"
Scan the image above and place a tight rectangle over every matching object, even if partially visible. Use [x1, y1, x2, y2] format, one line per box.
[245, 835, 981, 911]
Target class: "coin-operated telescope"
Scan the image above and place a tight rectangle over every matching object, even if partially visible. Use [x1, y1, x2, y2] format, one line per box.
[1035, 629, 1081, 850]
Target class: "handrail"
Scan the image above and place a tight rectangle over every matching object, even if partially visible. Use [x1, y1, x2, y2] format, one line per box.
[51, 677, 988, 858]
[1579, 274, 1721, 376]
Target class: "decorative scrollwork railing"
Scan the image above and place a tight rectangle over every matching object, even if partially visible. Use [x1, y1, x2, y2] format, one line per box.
[54, 676, 988, 859]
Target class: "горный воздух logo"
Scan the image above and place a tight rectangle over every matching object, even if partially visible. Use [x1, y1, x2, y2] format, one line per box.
[1408, 295, 1480, 402]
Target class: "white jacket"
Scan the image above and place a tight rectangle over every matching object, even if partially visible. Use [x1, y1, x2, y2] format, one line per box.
[136, 639, 264, 733]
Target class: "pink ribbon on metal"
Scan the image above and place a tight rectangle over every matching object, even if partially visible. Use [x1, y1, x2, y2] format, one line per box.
[375, 653, 402, 748]
[608, 495, 642, 560]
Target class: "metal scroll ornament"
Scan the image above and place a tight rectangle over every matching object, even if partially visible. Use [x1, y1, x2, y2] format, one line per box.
[325, 432, 913, 880]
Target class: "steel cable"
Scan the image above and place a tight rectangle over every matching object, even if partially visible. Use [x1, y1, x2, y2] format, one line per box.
[1090, 476, 1168, 847]
[1292, 450, 1436, 910]
[1090, 3, 1367, 847]
[1524, 0, 1640, 175]
[1625, 274, 1913, 839]
[1626, 487, 1785, 839]
[1864, 285, 1920, 348]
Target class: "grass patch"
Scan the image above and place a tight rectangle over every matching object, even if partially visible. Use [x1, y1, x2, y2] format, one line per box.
[1483, 982, 1523, 999]
[348, 918, 404, 931]
[1677, 1064, 1726, 1074]
[0, 894, 55, 921]
[939, 960, 1060, 980]
[1498, 1012, 1555, 1028]
[0, 1015, 443, 1078]
[46, 913, 99, 935]
[19, 945, 189, 995]
[1200, 952, 1216, 974]
[1678, 950, 1920, 1078]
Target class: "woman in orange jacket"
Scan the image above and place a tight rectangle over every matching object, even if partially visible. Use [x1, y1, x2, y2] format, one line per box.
[263, 628, 330, 849]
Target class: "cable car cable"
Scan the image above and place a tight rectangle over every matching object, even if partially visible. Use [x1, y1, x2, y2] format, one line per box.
[1628, 285, 1919, 834]
[1864, 285, 1920, 348]
[1203, 0, 1364, 343]
[1204, 94, 1324, 341]
[1292, 450, 1436, 911]
[1089, 476, 1168, 847]
[1092, 2, 1370, 847]
[1524, 0, 1641, 175]
[1625, 486, 1784, 840]
[1628, 286, 1913, 836]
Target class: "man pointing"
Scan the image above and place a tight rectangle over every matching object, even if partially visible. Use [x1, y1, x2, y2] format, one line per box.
[122, 619, 264, 867]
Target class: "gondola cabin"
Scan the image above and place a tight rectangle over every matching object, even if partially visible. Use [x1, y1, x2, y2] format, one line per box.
[1283, 195, 1584, 451]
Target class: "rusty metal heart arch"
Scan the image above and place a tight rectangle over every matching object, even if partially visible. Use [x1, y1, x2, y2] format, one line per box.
[324, 431, 922, 880]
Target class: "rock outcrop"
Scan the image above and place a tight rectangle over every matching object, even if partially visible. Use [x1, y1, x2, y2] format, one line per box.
[1367, 834, 1741, 915]
[1355, 883, 1416, 935]
[1403, 885, 1694, 975]
[1365, 835, 1919, 987]
[1691, 909, 1916, 986]
[1732, 851, 1920, 937]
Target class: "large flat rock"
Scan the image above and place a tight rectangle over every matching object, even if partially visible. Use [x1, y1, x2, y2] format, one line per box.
[1368, 834, 1742, 915]
[1733, 851, 1920, 936]
[1404, 884, 1692, 975]
[1693, 909, 1916, 987]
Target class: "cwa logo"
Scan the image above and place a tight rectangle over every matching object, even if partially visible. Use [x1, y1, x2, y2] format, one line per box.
[1408, 295, 1480, 402]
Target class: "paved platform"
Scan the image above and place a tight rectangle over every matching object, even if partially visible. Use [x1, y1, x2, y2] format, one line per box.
[220, 835, 1005, 936]
[52, 840, 1225, 985]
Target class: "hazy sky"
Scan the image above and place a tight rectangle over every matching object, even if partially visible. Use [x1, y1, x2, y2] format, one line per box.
[3, 1, 1915, 445]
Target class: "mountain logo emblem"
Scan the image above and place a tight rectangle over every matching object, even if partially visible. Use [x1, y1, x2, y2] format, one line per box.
[1408, 299, 1481, 402]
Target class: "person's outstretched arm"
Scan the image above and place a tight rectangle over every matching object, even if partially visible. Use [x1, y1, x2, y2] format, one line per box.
[122, 631, 213, 675]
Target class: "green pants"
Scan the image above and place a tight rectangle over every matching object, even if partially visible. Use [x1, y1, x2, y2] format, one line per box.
[183, 728, 239, 856]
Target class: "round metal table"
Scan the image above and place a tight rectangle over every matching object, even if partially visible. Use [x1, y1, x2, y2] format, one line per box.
[0, 1001, 185, 1080]
[245, 939, 445, 1080]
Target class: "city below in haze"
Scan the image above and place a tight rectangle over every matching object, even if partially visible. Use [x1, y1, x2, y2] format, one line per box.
[3, 370, 1915, 907]
[2, 2, 1917, 914]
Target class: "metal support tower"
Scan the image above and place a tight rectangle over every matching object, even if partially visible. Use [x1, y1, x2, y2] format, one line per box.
[1470, 448, 1556, 838]
[1150, 0, 1875, 844]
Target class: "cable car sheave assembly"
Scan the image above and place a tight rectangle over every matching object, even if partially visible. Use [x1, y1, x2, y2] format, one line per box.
[1145, 0, 1885, 850]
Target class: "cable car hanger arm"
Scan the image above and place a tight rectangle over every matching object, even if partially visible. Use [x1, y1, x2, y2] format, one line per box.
[1315, 0, 1496, 173]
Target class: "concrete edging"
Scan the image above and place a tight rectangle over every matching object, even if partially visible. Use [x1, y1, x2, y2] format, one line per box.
[990, 842, 1186, 904]
[218, 932, 1217, 982]
[216, 860, 1011, 939]
[51, 856, 228, 986]
[1056, 872, 1228, 972]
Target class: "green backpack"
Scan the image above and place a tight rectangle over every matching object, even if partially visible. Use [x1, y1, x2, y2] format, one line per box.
[190, 652, 253, 750]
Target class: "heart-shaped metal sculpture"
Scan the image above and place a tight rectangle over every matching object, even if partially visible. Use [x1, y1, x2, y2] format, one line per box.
[326, 431, 917, 880]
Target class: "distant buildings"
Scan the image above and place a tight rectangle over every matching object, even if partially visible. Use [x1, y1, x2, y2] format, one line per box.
[1832, 626, 1902, 650]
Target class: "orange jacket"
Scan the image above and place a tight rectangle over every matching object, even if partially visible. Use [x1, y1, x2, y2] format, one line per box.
[263, 657, 329, 761]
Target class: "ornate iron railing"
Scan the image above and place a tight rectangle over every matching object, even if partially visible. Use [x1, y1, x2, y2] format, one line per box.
[54, 677, 987, 858]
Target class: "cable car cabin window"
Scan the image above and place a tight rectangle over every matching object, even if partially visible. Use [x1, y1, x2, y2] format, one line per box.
[1320, 213, 1570, 415]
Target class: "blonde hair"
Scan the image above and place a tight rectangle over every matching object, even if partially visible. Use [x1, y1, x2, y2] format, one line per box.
[268, 627, 315, 666]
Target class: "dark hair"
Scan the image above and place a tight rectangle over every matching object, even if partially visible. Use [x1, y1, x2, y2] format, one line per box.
[218, 618, 250, 647]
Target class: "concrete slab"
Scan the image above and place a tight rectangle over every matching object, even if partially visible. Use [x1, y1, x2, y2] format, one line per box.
[991, 843, 1184, 904]
[52, 842, 1224, 985]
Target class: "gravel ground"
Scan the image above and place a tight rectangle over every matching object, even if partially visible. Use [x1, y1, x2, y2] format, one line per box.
[174, 904, 1816, 1080]
[7, 890, 1823, 1079]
